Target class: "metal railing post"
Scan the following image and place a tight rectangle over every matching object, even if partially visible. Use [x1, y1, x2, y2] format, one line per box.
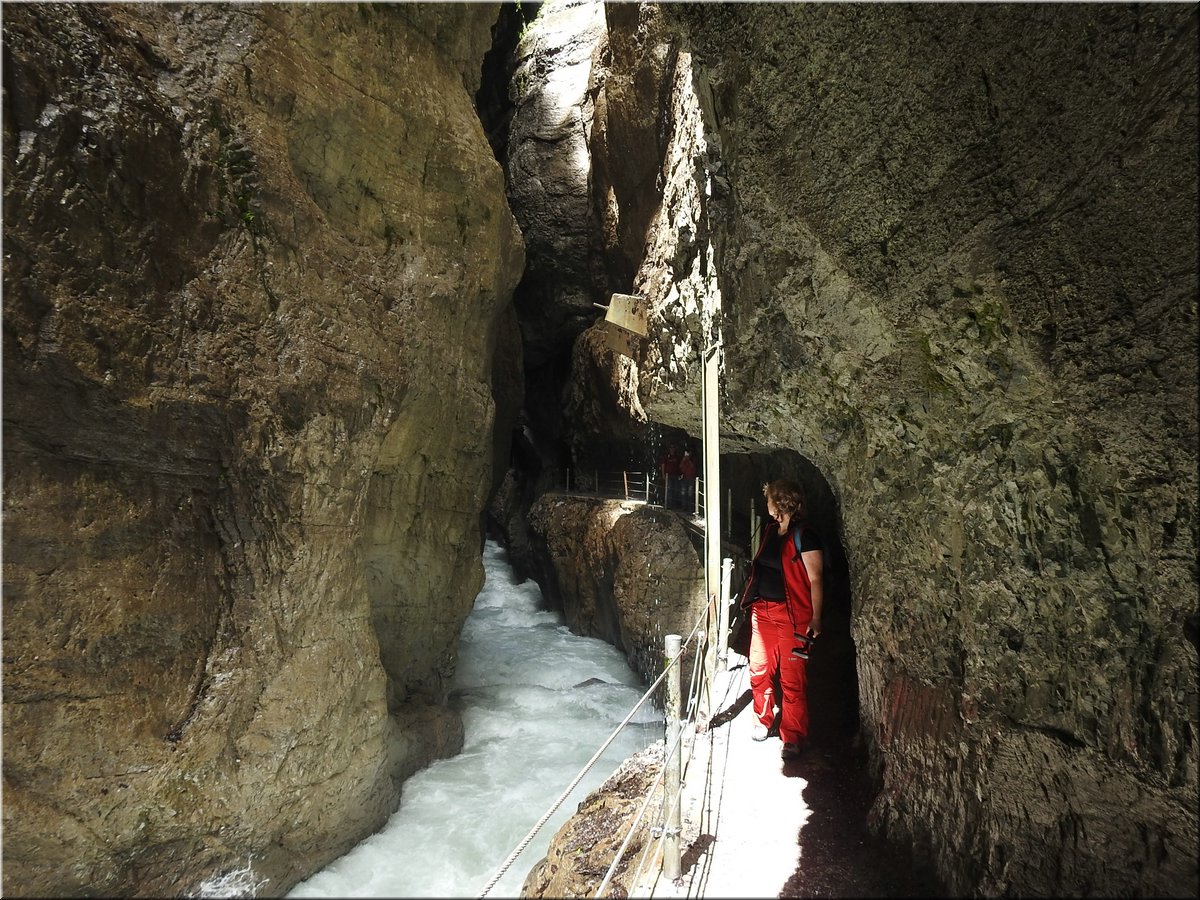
[645, 471, 650, 503]
[700, 341, 722, 726]
[717, 557, 733, 671]
[663, 633, 682, 881]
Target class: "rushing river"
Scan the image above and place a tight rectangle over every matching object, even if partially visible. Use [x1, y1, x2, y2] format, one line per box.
[284, 540, 663, 898]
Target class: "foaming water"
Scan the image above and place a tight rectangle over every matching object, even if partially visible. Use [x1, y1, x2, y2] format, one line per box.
[286, 540, 662, 898]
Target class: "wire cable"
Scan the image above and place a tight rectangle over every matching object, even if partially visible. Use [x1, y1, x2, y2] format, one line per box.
[477, 621, 700, 898]
[479, 533, 718, 898]
[596, 613, 712, 896]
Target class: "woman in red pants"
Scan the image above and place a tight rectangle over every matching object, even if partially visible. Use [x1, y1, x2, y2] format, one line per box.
[737, 479, 825, 759]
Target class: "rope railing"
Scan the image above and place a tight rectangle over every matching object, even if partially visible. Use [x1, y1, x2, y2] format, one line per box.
[477, 600, 713, 899]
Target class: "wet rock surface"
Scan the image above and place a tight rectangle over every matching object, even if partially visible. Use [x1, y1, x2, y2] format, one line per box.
[522, 743, 667, 899]
[527, 494, 709, 684]
[4, 1, 1196, 897]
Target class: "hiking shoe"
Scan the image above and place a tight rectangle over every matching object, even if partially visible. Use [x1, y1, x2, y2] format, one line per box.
[781, 741, 803, 760]
[752, 723, 770, 742]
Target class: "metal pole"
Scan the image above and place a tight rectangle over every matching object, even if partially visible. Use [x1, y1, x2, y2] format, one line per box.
[700, 342, 722, 724]
[623, 470, 629, 500]
[717, 557, 733, 671]
[645, 471, 650, 504]
[664, 633, 682, 881]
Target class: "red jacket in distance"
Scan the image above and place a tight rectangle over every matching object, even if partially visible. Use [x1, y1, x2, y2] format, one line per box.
[679, 453, 697, 479]
[660, 449, 681, 477]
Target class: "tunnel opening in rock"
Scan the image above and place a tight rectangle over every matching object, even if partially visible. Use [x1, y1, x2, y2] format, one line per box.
[473, 1, 1195, 895]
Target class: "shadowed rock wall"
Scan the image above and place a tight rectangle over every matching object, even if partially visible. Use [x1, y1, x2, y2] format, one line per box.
[2, 3, 522, 896]
[503, 2, 1198, 896]
[643, 4, 1197, 896]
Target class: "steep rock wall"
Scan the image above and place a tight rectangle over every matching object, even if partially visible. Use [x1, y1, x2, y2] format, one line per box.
[2, 3, 522, 896]
[634, 5, 1196, 896]
[505, 0, 608, 369]
[527, 495, 707, 685]
[507, 2, 1198, 896]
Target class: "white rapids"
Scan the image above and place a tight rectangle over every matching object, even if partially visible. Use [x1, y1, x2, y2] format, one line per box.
[284, 539, 663, 898]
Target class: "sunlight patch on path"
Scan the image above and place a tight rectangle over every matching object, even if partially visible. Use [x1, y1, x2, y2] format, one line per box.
[634, 664, 811, 899]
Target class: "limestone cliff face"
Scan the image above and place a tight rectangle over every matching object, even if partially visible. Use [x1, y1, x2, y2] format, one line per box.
[506, 2, 1198, 896]
[505, 0, 608, 370]
[504, 0, 684, 464]
[2, 3, 522, 897]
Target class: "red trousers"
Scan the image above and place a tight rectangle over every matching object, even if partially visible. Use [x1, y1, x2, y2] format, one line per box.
[748, 600, 809, 744]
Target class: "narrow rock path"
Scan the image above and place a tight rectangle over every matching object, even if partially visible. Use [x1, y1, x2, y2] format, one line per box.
[536, 497, 932, 897]
[632, 663, 933, 899]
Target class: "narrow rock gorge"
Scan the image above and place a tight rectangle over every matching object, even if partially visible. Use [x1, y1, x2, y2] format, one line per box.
[3, 2, 1197, 898]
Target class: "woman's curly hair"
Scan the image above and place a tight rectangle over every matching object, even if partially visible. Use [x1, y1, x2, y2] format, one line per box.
[762, 479, 808, 520]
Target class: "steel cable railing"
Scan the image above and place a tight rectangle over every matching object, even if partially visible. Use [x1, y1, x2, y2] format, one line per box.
[480, 472, 749, 897]
[613, 654, 746, 899]
[555, 468, 763, 547]
[594, 702, 684, 898]
[594, 621, 711, 897]
[477, 599, 713, 899]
